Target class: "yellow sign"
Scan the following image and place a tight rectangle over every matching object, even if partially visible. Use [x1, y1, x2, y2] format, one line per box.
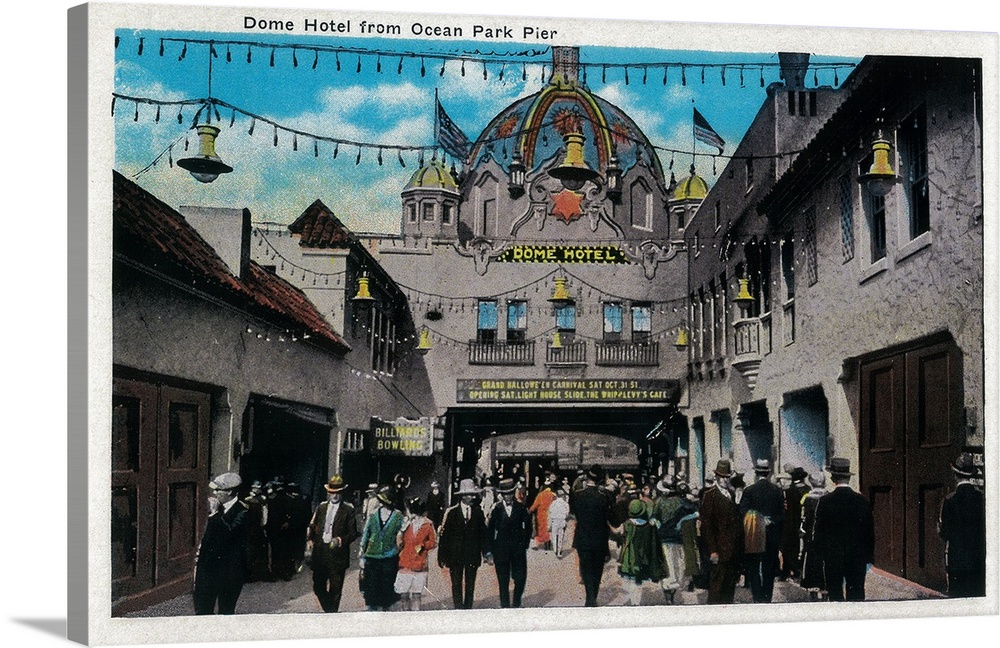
[456, 378, 678, 403]
[496, 245, 630, 264]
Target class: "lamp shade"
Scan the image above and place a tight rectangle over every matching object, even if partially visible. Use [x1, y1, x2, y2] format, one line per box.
[858, 134, 899, 197]
[177, 124, 233, 183]
[548, 277, 573, 305]
[416, 327, 433, 354]
[674, 328, 689, 350]
[352, 276, 375, 302]
[734, 277, 754, 309]
[549, 132, 599, 190]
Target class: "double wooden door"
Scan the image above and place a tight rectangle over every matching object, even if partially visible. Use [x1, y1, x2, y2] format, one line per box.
[860, 340, 961, 593]
[111, 377, 211, 610]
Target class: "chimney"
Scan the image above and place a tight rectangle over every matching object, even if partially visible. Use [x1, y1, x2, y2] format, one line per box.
[778, 52, 811, 90]
[551, 46, 580, 87]
[178, 206, 252, 279]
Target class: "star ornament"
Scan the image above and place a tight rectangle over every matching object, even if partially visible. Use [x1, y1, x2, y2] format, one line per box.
[551, 188, 585, 224]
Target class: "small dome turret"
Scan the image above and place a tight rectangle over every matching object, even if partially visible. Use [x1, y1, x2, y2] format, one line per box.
[672, 165, 709, 201]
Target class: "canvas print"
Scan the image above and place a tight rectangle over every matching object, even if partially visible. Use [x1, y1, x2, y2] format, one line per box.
[71, 1, 996, 644]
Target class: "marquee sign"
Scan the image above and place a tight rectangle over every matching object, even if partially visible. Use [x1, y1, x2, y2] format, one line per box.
[367, 417, 434, 456]
[456, 378, 678, 403]
[495, 245, 631, 264]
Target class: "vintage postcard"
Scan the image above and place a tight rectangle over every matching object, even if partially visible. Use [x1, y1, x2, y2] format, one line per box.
[68, 1, 998, 645]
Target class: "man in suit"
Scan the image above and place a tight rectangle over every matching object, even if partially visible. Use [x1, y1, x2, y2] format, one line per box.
[813, 457, 875, 601]
[739, 459, 785, 603]
[571, 464, 614, 607]
[193, 472, 250, 615]
[485, 478, 533, 608]
[437, 478, 488, 609]
[779, 466, 810, 582]
[699, 459, 743, 604]
[939, 452, 986, 598]
[426, 480, 445, 529]
[307, 475, 360, 612]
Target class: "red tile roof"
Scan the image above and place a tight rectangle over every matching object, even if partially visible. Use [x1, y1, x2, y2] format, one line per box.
[113, 171, 349, 354]
[288, 199, 354, 248]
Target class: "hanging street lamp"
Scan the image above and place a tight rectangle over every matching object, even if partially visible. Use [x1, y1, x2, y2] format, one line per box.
[549, 132, 599, 191]
[177, 123, 233, 183]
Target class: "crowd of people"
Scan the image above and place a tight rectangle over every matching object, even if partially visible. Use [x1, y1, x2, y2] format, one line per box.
[191, 452, 985, 615]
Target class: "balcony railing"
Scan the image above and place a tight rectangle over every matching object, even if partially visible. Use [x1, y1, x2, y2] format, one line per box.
[595, 341, 660, 366]
[546, 339, 587, 365]
[732, 317, 763, 389]
[468, 339, 536, 365]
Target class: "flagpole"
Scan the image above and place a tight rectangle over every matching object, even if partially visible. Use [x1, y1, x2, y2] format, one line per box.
[691, 104, 697, 169]
[434, 88, 440, 153]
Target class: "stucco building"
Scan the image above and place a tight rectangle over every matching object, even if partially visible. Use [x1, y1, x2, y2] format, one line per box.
[678, 55, 984, 593]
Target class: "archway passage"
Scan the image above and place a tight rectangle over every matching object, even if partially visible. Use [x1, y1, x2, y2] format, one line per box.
[446, 405, 681, 487]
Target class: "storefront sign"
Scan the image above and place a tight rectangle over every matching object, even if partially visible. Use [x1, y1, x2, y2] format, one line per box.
[367, 417, 434, 456]
[496, 245, 631, 264]
[456, 378, 678, 403]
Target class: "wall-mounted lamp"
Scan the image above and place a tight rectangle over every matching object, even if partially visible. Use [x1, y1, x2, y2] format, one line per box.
[858, 129, 899, 197]
[508, 152, 526, 198]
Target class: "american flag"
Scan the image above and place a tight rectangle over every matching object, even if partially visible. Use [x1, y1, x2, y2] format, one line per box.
[693, 107, 725, 154]
[435, 98, 471, 160]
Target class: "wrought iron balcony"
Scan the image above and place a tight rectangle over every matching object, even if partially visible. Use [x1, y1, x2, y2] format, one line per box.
[595, 341, 660, 366]
[732, 316, 763, 389]
[546, 339, 587, 365]
[468, 339, 536, 365]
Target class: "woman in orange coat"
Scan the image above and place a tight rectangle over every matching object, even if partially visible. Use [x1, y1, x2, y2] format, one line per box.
[394, 498, 437, 611]
[528, 479, 557, 549]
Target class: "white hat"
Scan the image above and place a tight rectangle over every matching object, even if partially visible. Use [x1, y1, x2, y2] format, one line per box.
[209, 472, 242, 491]
[455, 478, 480, 496]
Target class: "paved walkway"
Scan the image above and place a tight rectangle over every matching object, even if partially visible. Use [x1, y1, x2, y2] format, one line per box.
[126, 521, 943, 617]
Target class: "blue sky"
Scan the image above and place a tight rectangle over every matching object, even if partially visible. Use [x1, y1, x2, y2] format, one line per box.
[113, 28, 857, 233]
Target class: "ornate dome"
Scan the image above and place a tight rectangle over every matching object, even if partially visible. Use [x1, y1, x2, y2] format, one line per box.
[672, 165, 709, 201]
[402, 159, 459, 194]
[467, 49, 664, 186]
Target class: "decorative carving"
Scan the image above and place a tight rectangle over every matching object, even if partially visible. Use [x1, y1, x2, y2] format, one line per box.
[623, 240, 683, 279]
[453, 237, 507, 276]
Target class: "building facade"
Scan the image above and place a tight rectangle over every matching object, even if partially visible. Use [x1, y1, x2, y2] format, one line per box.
[679, 55, 984, 592]
[111, 172, 434, 613]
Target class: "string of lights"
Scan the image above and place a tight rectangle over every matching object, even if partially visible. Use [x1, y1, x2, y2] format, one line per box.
[252, 228, 348, 284]
[114, 90, 822, 178]
[114, 33, 854, 88]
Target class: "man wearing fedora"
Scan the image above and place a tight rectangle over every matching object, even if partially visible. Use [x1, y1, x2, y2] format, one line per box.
[485, 478, 533, 608]
[739, 459, 785, 603]
[437, 478, 488, 609]
[571, 464, 615, 607]
[813, 457, 874, 601]
[938, 452, 986, 597]
[779, 466, 810, 582]
[307, 475, 359, 613]
[194, 472, 250, 615]
[699, 459, 744, 604]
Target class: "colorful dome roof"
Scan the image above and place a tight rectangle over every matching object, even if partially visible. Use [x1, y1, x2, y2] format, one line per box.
[403, 159, 459, 193]
[468, 76, 663, 184]
[672, 166, 709, 201]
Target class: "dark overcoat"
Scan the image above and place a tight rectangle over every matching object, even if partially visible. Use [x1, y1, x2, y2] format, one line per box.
[437, 503, 488, 568]
[308, 500, 360, 573]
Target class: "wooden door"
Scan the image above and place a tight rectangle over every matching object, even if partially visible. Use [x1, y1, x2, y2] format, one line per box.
[111, 378, 158, 600]
[860, 339, 962, 591]
[111, 378, 211, 607]
[155, 386, 210, 587]
[903, 342, 961, 592]
[859, 355, 906, 577]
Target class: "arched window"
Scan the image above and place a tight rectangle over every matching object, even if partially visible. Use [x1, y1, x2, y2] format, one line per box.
[630, 178, 653, 231]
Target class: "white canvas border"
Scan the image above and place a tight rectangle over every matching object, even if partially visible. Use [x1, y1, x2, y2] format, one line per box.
[67, 1, 998, 646]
